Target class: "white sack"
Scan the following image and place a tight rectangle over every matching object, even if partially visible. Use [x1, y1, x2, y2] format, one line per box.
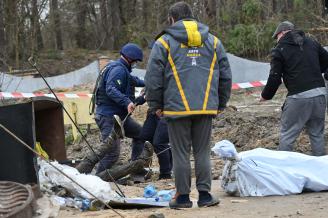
[212, 141, 328, 197]
[212, 140, 239, 160]
[38, 159, 120, 201]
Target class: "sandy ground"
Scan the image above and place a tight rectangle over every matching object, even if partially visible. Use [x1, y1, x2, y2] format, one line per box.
[56, 87, 328, 218]
[58, 180, 328, 218]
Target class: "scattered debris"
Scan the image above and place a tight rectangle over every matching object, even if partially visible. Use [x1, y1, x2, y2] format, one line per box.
[38, 159, 120, 201]
[230, 199, 248, 203]
[148, 212, 165, 218]
[34, 195, 61, 218]
[143, 184, 175, 202]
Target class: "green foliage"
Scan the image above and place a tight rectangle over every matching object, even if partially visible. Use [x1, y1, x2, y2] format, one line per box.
[1, 0, 327, 69]
[221, 11, 232, 23]
[65, 127, 74, 146]
[227, 24, 258, 56]
[226, 22, 276, 59]
[242, 0, 262, 19]
[65, 125, 88, 146]
[293, 0, 305, 8]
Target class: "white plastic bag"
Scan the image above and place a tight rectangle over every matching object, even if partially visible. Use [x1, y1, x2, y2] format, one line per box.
[212, 140, 239, 160]
[214, 140, 328, 196]
[38, 159, 120, 201]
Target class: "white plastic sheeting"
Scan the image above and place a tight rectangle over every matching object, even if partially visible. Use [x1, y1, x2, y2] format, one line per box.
[0, 53, 270, 92]
[212, 140, 328, 197]
[211, 140, 239, 160]
[38, 160, 121, 201]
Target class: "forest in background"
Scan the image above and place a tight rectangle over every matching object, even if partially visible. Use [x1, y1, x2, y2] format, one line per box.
[0, 0, 327, 72]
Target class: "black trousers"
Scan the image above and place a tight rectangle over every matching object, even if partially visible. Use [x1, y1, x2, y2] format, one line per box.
[139, 113, 172, 175]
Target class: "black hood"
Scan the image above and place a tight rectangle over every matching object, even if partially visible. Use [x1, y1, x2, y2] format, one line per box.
[279, 30, 305, 48]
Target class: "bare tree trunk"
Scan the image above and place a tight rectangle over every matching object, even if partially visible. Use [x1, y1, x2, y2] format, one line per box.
[4, 0, 16, 61]
[272, 0, 277, 14]
[0, 0, 5, 55]
[31, 0, 43, 51]
[320, 0, 327, 17]
[75, 0, 87, 48]
[88, 1, 101, 48]
[5, 0, 20, 68]
[142, 0, 152, 33]
[120, 0, 136, 26]
[15, 17, 19, 68]
[50, 0, 63, 50]
[109, 0, 121, 50]
[204, 0, 217, 30]
[100, 0, 113, 49]
[156, 0, 175, 32]
[262, 0, 273, 18]
[283, 0, 289, 14]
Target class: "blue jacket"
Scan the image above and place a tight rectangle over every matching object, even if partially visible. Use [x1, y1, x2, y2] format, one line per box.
[96, 58, 145, 117]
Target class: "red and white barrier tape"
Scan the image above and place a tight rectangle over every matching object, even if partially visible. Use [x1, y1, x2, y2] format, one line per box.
[0, 92, 92, 99]
[232, 80, 267, 90]
[0, 81, 267, 98]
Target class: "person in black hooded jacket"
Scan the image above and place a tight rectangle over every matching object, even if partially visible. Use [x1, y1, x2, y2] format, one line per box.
[261, 21, 328, 156]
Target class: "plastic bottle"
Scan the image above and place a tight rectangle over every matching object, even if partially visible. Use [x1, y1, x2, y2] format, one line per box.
[157, 190, 176, 202]
[64, 197, 77, 208]
[52, 196, 66, 206]
[81, 199, 91, 211]
[72, 198, 83, 209]
[144, 184, 157, 198]
[53, 196, 91, 210]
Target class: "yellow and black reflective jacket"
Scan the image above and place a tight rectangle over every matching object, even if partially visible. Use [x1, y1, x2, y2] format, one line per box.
[145, 19, 232, 118]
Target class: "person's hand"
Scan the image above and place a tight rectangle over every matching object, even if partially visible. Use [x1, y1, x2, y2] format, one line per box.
[259, 96, 267, 102]
[323, 71, 328, 80]
[127, 102, 136, 113]
[135, 95, 146, 106]
[155, 109, 163, 117]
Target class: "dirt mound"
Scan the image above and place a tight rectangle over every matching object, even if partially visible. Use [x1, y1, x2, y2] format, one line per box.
[211, 107, 314, 154]
[65, 89, 324, 179]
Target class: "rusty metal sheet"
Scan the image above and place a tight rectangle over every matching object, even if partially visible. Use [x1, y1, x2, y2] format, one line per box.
[0, 97, 66, 184]
[33, 97, 66, 161]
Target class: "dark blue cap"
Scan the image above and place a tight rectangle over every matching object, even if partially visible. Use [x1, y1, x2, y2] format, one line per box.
[120, 43, 143, 62]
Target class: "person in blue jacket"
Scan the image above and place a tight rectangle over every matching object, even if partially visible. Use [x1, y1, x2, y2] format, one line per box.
[76, 43, 149, 175]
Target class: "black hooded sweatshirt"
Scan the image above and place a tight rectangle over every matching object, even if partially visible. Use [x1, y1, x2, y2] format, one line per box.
[261, 30, 328, 100]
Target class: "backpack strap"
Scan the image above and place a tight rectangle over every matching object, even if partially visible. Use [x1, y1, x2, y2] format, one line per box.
[89, 65, 110, 115]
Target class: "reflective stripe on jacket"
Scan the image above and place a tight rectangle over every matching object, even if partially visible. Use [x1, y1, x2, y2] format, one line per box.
[145, 19, 232, 118]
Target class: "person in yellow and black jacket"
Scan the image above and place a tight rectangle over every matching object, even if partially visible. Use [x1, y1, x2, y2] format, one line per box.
[145, 1, 232, 209]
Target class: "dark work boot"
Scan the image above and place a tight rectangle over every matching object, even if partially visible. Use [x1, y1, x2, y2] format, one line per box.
[169, 194, 193, 209]
[96, 159, 144, 181]
[76, 133, 117, 174]
[98, 141, 154, 182]
[127, 141, 154, 182]
[139, 141, 154, 167]
[197, 191, 220, 207]
[158, 173, 172, 180]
